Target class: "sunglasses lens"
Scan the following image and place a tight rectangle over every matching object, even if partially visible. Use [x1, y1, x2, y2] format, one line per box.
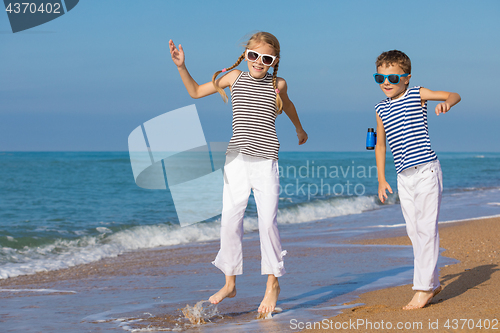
[388, 75, 400, 84]
[374, 74, 385, 84]
[247, 51, 259, 61]
[262, 55, 274, 65]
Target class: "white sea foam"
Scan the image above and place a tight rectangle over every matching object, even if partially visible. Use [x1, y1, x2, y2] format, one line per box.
[368, 213, 500, 229]
[96, 227, 112, 234]
[239, 196, 381, 232]
[277, 196, 380, 225]
[0, 288, 77, 293]
[369, 223, 406, 228]
[0, 222, 222, 279]
[0, 195, 382, 279]
[438, 214, 500, 224]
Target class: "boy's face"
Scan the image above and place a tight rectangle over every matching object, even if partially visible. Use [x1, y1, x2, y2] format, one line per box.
[376, 64, 411, 99]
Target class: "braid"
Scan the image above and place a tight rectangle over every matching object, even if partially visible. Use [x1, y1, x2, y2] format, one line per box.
[272, 61, 283, 115]
[212, 51, 246, 103]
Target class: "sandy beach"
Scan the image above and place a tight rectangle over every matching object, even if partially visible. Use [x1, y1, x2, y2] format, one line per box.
[306, 216, 500, 332]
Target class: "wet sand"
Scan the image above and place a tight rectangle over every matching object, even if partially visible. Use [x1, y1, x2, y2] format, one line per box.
[308, 216, 500, 332]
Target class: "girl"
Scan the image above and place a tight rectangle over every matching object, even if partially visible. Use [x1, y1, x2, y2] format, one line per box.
[169, 32, 307, 315]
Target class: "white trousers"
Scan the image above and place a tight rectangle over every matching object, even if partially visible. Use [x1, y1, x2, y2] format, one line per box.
[212, 153, 286, 277]
[397, 159, 443, 291]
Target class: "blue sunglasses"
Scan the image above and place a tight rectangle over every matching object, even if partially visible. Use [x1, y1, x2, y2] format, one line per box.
[373, 73, 409, 84]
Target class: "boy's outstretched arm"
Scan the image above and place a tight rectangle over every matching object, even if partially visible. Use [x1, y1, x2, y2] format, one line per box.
[375, 114, 392, 203]
[420, 88, 461, 115]
[278, 78, 308, 145]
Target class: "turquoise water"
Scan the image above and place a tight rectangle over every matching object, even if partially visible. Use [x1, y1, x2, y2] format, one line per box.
[0, 151, 499, 279]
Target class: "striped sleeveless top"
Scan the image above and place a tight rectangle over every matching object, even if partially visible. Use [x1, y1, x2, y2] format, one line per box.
[226, 71, 280, 160]
[375, 86, 437, 173]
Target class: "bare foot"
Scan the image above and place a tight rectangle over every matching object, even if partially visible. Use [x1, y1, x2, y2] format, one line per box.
[402, 286, 442, 310]
[258, 277, 280, 314]
[209, 284, 236, 304]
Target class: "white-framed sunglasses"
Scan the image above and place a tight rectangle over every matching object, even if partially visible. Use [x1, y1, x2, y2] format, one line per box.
[246, 49, 277, 66]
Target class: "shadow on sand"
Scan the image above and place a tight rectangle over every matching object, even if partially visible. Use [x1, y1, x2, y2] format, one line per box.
[434, 264, 499, 303]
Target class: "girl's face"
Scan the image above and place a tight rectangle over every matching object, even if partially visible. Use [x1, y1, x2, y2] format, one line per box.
[245, 42, 278, 79]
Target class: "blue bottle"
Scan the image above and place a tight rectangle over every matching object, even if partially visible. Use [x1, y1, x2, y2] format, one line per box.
[366, 128, 377, 150]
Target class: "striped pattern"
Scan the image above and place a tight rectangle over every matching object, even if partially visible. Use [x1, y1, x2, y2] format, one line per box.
[376, 86, 437, 173]
[227, 72, 280, 160]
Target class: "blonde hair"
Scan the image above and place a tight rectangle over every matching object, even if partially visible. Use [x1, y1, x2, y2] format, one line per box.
[212, 32, 283, 114]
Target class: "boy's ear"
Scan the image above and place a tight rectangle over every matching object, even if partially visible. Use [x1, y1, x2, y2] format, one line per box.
[405, 74, 412, 84]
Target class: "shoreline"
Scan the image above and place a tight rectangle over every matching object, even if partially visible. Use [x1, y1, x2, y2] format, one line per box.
[305, 216, 500, 332]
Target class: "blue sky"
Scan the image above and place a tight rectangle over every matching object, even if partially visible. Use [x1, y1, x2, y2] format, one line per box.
[1, 0, 499, 152]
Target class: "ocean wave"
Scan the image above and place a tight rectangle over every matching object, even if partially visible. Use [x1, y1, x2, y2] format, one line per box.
[277, 195, 382, 224]
[0, 223, 221, 279]
[0, 195, 387, 279]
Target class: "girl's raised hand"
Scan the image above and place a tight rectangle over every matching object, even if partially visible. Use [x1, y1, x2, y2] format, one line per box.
[169, 39, 185, 68]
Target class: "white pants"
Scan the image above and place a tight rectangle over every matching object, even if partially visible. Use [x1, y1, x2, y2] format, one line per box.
[397, 159, 443, 291]
[212, 153, 286, 277]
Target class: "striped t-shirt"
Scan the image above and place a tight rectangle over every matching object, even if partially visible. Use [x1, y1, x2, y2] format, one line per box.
[375, 86, 437, 173]
[227, 71, 280, 160]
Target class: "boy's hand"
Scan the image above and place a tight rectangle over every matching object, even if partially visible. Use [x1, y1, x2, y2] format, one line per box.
[435, 102, 450, 116]
[378, 181, 393, 203]
[297, 129, 308, 145]
[420, 89, 460, 115]
[169, 39, 185, 68]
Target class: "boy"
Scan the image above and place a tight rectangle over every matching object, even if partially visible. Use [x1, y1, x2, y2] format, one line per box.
[374, 50, 461, 310]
